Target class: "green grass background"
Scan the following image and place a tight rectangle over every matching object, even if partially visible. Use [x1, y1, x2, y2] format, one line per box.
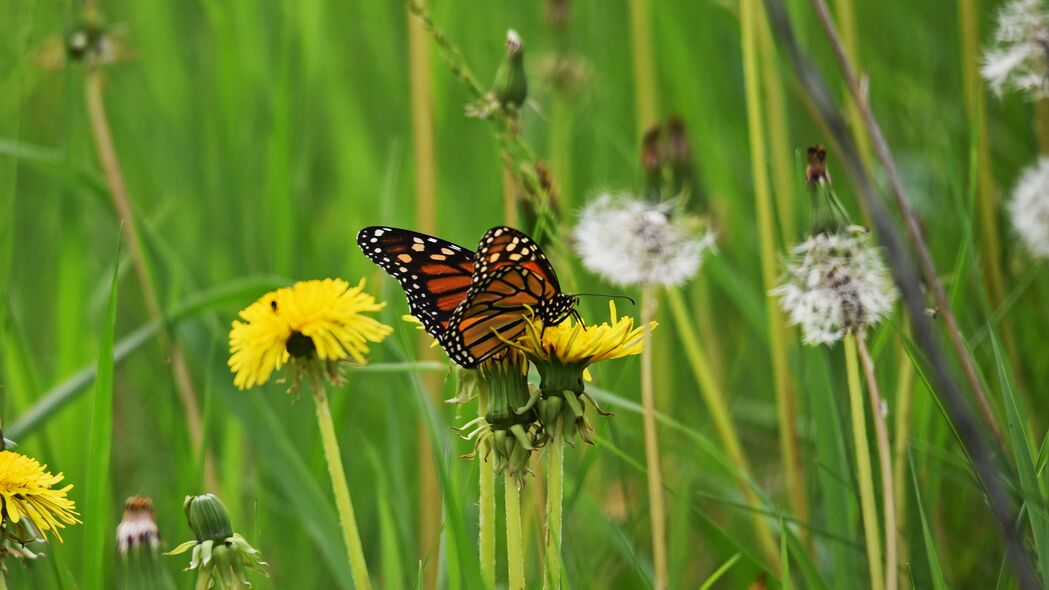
[2, 0, 1048, 588]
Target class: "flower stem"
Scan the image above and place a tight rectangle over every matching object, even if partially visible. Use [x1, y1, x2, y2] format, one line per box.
[666, 288, 780, 569]
[544, 417, 565, 590]
[505, 477, 526, 590]
[891, 334, 915, 589]
[478, 390, 497, 588]
[640, 286, 668, 590]
[857, 335, 897, 590]
[627, 0, 658, 132]
[740, 0, 804, 553]
[311, 381, 371, 590]
[844, 334, 884, 590]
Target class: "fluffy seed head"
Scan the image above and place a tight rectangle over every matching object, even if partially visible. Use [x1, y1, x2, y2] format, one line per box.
[573, 194, 715, 287]
[981, 0, 1049, 99]
[772, 232, 898, 346]
[1009, 157, 1049, 259]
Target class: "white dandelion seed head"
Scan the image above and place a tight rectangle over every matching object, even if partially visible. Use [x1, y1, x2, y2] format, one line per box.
[573, 193, 716, 287]
[1009, 157, 1049, 259]
[772, 232, 898, 346]
[981, 0, 1049, 99]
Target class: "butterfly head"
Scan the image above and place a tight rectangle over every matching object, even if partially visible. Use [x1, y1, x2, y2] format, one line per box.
[536, 293, 579, 328]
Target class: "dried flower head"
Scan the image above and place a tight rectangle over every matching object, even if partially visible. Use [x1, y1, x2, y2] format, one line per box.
[574, 194, 715, 287]
[1008, 157, 1049, 259]
[806, 145, 830, 187]
[772, 231, 898, 345]
[117, 496, 161, 553]
[0, 450, 80, 544]
[228, 278, 392, 390]
[981, 0, 1049, 99]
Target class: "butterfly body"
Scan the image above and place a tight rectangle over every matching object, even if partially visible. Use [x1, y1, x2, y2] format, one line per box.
[357, 225, 577, 368]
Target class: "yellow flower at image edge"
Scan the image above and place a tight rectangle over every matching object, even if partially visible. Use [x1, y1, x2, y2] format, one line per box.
[0, 451, 80, 542]
[228, 278, 393, 389]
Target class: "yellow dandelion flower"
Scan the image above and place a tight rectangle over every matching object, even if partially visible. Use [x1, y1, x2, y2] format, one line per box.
[0, 451, 80, 543]
[228, 278, 393, 389]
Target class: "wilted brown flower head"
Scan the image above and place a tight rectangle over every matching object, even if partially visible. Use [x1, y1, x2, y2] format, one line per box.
[806, 145, 830, 186]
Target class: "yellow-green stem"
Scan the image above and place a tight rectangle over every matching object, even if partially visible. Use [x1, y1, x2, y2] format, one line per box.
[892, 338, 915, 590]
[831, 0, 876, 179]
[666, 288, 781, 570]
[640, 287, 669, 590]
[740, 0, 804, 546]
[406, 4, 442, 585]
[857, 336, 897, 590]
[628, 0, 659, 133]
[845, 334, 884, 590]
[757, 8, 798, 243]
[544, 418, 564, 590]
[479, 391, 496, 588]
[505, 477, 526, 590]
[312, 383, 372, 590]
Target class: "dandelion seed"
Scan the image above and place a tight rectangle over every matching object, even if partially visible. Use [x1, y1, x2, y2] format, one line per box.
[228, 278, 392, 390]
[573, 194, 715, 287]
[772, 231, 898, 346]
[981, 0, 1049, 99]
[1008, 157, 1049, 259]
[0, 450, 80, 544]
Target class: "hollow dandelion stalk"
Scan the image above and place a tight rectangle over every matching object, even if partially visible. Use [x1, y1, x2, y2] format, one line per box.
[858, 335, 897, 590]
[228, 278, 392, 589]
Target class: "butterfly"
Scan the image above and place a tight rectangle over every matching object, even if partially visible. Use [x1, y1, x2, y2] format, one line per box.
[356, 225, 578, 367]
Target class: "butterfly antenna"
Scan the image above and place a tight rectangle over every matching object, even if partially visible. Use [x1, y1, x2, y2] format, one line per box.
[571, 292, 637, 306]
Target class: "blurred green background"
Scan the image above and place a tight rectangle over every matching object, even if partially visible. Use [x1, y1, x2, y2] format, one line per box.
[2, 0, 1048, 588]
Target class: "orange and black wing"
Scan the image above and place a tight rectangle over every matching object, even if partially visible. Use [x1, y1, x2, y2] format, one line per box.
[473, 226, 562, 292]
[441, 265, 558, 367]
[357, 226, 475, 339]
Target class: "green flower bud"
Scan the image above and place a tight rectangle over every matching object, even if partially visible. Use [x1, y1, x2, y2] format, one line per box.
[494, 29, 527, 109]
[184, 494, 234, 543]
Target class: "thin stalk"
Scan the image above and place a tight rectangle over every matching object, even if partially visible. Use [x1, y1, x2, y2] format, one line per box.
[831, 0, 876, 176]
[311, 380, 372, 590]
[640, 287, 669, 589]
[0, 570, 6, 590]
[505, 477, 526, 590]
[845, 334, 884, 590]
[958, 0, 1006, 310]
[1036, 99, 1049, 153]
[809, 0, 1003, 443]
[757, 8, 798, 242]
[891, 337, 915, 590]
[740, 0, 805, 540]
[628, 0, 659, 132]
[544, 416, 565, 590]
[666, 288, 781, 569]
[406, 4, 442, 586]
[84, 70, 216, 489]
[479, 388, 497, 588]
[857, 335, 898, 590]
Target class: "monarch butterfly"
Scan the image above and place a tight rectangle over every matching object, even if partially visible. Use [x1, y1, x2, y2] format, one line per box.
[356, 225, 578, 367]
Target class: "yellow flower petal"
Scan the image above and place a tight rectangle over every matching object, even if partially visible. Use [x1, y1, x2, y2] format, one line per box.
[0, 451, 80, 543]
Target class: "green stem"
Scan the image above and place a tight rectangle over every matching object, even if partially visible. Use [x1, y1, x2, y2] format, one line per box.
[666, 288, 780, 568]
[544, 417, 565, 590]
[311, 381, 372, 590]
[845, 334, 884, 590]
[505, 476, 526, 590]
[740, 0, 803, 555]
[627, 0, 658, 133]
[857, 336, 897, 590]
[891, 336, 915, 589]
[479, 389, 497, 588]
[640, 287, 669, 590]
[0, 568, 7, 590]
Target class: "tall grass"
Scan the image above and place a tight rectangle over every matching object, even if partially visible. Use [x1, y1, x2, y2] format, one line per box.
[1, 0, 1048, 588]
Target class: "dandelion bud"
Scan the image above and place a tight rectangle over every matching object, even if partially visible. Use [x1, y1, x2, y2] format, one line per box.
[184, 494, 233, 543]
[494, 29, 528, 109]
[168, 494, 267, 589]
[117, 497, 175, 590]
[805, 146, 848, 236]
[805, 145, 830, 187]
[641, 126, 664, 201]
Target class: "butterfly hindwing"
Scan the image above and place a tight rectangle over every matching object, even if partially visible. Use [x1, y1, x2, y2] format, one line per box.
[356, 226, 475, 338]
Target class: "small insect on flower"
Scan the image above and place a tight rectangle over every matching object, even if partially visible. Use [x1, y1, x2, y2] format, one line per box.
[981, 0, 1049, 99]
[0, 450, 80, 544]
[574, 194, 715, 287]
[228, 278, 392, 390]
[1009, 157, 1049, 259]
[772, 231, 898, 346]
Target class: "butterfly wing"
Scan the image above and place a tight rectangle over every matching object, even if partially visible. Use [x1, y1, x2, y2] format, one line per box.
[356, 226, 475, 338]
[473, 226, 562, 292]
[441, 265, 559, 367]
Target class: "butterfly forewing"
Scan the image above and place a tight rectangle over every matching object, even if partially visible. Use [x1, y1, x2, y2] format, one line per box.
[474, 226, 562, 292]
[356, 226, 475, 338]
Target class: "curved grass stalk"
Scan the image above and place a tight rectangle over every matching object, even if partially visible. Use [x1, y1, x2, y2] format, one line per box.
[845, 334, 884, 590]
